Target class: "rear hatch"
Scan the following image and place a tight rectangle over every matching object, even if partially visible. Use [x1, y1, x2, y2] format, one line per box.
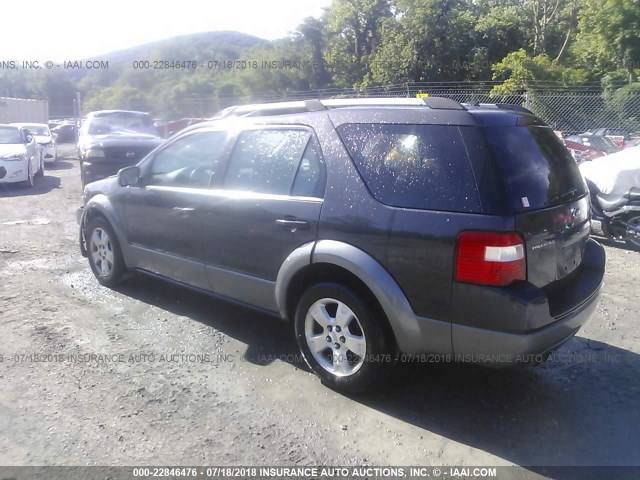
[483, 125, 590, 295]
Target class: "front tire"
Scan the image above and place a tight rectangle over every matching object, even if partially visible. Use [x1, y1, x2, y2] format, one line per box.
[294, 283, 395, 393]
[625, 215, 640, 251]
[35, 155, 44, 177]
[22, 160, 34, 188]
[86, 216, 126, 287]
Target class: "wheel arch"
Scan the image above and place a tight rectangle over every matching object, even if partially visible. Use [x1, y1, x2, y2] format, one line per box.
[81, 196, 130, 265]
[276, 239, 423, 353]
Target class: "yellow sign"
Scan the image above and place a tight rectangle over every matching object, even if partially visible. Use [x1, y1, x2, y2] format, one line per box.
[416, 93, 429, 98]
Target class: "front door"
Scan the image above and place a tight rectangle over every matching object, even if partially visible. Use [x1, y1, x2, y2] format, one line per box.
[123, 130, 228, 289]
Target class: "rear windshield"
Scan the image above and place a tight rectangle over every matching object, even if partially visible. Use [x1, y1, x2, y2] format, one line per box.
[484, 126, 587, 212]
[337, 124, 480, 212]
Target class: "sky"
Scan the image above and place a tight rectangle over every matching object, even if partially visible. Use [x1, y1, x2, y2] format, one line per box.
[0, 0, 333, 61]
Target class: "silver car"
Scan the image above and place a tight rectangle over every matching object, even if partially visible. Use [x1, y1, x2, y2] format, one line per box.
[0, 124, 43, 188]
[11, 123, 57, 164]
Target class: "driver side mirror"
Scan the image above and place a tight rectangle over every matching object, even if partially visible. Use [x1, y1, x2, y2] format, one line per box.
[24, 134, 33, 144]
[118, 166, 141, 187]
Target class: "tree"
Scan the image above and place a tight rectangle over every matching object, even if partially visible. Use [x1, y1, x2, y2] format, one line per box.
[296, 17, 331, 88]
[323, 0, 392, 87]
[491, 49, 587, 94]
[573, 0, 640, 77]
[369, 0, 478, 83]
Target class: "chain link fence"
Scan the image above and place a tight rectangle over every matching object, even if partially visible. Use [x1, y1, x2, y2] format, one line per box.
[209, 82, 640, 135]
[51, 82, 640, 136]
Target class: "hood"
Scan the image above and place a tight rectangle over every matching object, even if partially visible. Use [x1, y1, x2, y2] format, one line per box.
[0, 144, 27, 157]
[34, 135, 53, 144]
[79, 131, 163, 148]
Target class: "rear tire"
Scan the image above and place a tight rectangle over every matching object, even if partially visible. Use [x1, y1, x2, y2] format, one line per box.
[86, 216, 126, 287]
[294, 282, 395, 393]
[625, 215, 640, 251]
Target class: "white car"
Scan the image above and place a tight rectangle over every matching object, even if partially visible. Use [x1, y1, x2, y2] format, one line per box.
[12, 122, 57, 164]
[0, 124, 43, 188]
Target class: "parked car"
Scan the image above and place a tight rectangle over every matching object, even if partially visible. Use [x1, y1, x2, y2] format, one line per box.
[11, 122, 57, 164]
[51, 122, 78, 144]
[77, 98, 605, 392]
[562, 139, 606, 163]
[565, 133, 622, 155]
[77, 110, 163, 186]
[0, 124, 43, 188]
[156, 118, 207, 138]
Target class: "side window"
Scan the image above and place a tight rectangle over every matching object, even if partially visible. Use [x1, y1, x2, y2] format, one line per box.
[223, 129, 311, 195]
[147, 131, 226, 187]
[337, 124, 480, 212]
[291, 139, 326, 198]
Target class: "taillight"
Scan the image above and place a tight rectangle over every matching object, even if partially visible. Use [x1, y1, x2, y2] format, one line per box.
[456, 231, 526, 286]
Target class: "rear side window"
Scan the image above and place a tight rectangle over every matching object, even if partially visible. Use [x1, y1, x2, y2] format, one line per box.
[484, 126, 587, 212]
[223, 129, 311, 195]
[337, 124, 480, 212]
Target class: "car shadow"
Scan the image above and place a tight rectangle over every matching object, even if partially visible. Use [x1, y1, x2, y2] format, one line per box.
[45, 160, 74, 171]
[114, 274, 640, 478]
[114, 273, 306, 369]
[0, 175, 61, 197]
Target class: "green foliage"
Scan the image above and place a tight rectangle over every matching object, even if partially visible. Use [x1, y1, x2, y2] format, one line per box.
[573, 0, 640, 75]
[605, 82, 640, 124]
[1, 1, 640, 118]
[323, 0, 392, 87]
[491, 49, 587, 94]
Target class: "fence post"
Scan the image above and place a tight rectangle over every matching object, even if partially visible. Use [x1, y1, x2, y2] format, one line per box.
[525, 90, 531, 109]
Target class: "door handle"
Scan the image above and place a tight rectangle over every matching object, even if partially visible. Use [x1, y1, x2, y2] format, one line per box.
[173, 207, 195, 212]
[276, 217, 309, 232]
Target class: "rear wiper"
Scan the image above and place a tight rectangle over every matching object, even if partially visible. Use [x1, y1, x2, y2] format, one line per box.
[550, 187, 579, 204]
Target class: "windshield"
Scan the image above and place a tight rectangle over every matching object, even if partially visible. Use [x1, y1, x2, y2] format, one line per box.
[86, 112, 157, 136]
[0, 126, 23, 144]
[484, 126, 587, 212]
[23, 125, 50, 136]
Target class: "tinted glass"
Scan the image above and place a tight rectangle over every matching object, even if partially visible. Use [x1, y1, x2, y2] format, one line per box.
[337, 124, 480, 212]
[291, 139, 326, 198]
[484, 126, 587, 212]
[148, 131, 226, 187]
[223, 129, 311, 195]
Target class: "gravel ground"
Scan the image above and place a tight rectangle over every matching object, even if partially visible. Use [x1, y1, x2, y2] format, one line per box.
[0, 146, 639, 478]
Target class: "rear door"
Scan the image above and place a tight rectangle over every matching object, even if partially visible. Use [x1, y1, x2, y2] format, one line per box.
[483, 125, 590, 289]
[201, 127, 326, 312]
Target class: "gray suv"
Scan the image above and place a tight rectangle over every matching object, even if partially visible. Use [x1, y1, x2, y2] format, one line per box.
[77, 98, 606, 392]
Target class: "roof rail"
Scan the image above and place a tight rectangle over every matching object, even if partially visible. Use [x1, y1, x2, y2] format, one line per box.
[420, 97, 466, 110]
[462, 102, 533, 115]
[211, 96, 467, 119]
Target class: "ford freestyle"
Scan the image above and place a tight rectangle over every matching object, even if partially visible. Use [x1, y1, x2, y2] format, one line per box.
[77, 98, 606, 392]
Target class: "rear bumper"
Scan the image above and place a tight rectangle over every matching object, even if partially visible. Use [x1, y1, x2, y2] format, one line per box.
[450, 239, 605, 364]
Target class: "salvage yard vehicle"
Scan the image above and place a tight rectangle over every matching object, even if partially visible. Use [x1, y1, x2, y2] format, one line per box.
[77, 110, 163, 187]
[11, 123, 57, 164]
[580, 146, 640, 250]
[0, 124, 43, 188]
[77, 97, 606, 392]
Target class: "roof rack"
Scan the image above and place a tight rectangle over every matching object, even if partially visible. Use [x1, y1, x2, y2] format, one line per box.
[211, 97, 537, 119]
[212, 96, 466, 119]
[463, 102, 533, 115]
